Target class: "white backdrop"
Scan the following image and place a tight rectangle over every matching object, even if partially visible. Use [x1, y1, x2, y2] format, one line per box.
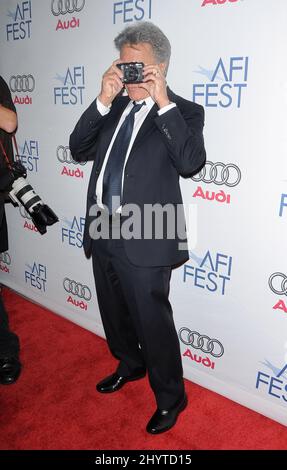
[0, 0, 287, 427]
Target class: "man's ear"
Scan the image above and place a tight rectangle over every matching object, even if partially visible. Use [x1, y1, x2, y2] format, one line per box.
[159, 62, 167, 76]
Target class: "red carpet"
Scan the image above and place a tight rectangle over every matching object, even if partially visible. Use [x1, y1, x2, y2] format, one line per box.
[0, 287, 286, 450]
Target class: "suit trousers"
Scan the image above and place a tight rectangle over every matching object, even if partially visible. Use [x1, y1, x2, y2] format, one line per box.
[91, 223, 185, 410]
[0, 293, 20, 357]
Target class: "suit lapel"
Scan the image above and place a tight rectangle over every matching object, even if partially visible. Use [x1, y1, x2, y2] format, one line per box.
[97, 96, 129, 168]
[88, 96, 129, 198]
[95, 88, 176, 173]
[130, 88, 175, 154]
[130, 103, 158, 153]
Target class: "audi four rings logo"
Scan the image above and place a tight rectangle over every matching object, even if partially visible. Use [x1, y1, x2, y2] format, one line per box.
[63, 278, 92, 301]
[269, 273, 287, 296]
[51, 0, 85, 16]
[192, 161, 241, 187]
[9, 75, 35, 93]
[178, 327, 224, 358]
[57, 146, 85, 165]
[19, 206, 32, 220]
[0, 252, 11, 265]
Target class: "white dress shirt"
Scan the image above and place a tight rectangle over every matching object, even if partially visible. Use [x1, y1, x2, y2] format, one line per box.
[96, 95, 176, 211]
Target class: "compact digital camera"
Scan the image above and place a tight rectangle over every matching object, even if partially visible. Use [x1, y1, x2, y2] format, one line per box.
[117, 62, 144, 84]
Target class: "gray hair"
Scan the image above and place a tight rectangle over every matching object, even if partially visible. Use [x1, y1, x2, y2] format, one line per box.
[114, 21, 171, 68]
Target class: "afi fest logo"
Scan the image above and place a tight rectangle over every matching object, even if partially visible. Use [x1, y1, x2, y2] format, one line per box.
[63, 277, 92, 312]
[6, 1, 32, 41]
[269, 272, 287, 315]
[15, 139, 40, 173]
[51, 0, 85, 32]
[25, 262, 47, 292]
[56, 145, 86, 179]
[192, 161, 241, 206]
[61, 216, 85, 248]
[279, 194, 287, 217]
[256, 361, 287, 405]
[113, 0, 152, 24]
[0, 252, 11, 274]
[54, 66, 85, 105]
[179, 326, 224, 371]
[201, 0, 240, 6]
[9, 74, 35, 105]
[184, 250, 233, 296]
[193, 56, 249, 108]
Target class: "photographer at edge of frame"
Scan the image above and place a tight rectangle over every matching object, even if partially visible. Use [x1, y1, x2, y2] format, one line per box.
[0, 75, 22, 385]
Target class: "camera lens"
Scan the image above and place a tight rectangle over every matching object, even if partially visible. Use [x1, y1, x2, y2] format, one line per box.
[126, 65, 139, 82]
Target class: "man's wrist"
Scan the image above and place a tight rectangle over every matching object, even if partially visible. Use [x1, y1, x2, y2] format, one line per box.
[97, 96, 111, 116]
[98, 93, 112, 108]
[157, 102, 176, 116]
[157, 98, 171, 109]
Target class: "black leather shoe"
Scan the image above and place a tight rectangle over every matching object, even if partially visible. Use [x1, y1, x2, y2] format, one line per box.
[0, 356, 22, 385]
[96, 369, 146, 393]
[146, 393, 188, 434]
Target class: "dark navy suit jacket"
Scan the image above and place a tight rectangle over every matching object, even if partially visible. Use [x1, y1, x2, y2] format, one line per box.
[69, 89, 206, 267]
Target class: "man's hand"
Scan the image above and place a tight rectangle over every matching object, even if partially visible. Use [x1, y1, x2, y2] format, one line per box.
[0, 167, 15, 192]
[98, 60, 124, 107]
[0, 162, 26, 193]
[10, 161, 27, 180]
[141, 65, 170, 109]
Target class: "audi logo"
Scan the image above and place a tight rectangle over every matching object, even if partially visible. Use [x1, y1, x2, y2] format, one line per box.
[51, 0, 85, 16]
[178, 327, 224, 358]
[0, 252, 11, 265]
[192, 161, 241, 187]
[269, 273, 287, 296]
[63, 278, 92, 301]
[9, 75, 35, 93]
[57, 146, 86, 165]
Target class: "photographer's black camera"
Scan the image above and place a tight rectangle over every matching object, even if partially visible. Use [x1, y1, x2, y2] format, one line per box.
[117, 62, 144, 84]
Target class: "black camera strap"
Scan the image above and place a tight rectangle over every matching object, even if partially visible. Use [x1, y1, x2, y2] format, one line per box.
[0, 137, 12, 169]
[12, 135, 19, 161]
[0, 134, 19, 169]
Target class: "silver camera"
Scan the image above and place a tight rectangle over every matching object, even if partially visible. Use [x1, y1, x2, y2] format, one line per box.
[117, 62, 144, 84]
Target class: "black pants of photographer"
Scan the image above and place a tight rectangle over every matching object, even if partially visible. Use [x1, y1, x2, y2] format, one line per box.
[0, 293, 20, 357]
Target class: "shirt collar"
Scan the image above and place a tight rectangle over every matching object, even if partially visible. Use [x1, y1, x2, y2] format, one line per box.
[133, 96, 154, 111]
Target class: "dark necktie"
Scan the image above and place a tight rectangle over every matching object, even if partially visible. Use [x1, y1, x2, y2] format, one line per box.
[102, 101, 145, 214]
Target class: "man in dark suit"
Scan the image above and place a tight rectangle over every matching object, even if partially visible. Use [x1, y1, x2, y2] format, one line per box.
[70, 21, 206, 434]
[0, 75, 21, 385]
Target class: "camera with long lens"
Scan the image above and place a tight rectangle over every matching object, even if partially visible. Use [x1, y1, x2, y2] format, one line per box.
[117, 62, 144, 84]
[8, 161, 58, 235]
